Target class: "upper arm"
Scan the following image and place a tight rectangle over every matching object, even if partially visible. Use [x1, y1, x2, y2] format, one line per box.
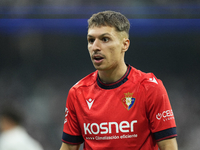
[157, 137, 178, 150]
[143, 76, 177, 140]
[60, 142, 81, 150]
[62, 88, 84, 144]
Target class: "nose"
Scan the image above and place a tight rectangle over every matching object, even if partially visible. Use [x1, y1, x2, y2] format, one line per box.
[91, 39, 101, 52]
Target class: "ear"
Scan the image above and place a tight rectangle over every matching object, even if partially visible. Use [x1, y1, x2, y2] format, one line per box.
[122, 38, 130, 52]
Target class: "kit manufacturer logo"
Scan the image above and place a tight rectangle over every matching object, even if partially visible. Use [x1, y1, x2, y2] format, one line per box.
[149, 77, 158, 84]
[86, 98, 95, 109]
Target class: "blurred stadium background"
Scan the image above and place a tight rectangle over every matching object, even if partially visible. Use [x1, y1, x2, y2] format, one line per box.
[0, 1, 200, 150]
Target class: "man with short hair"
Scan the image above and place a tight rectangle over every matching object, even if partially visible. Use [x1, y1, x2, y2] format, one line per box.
[60, 10, 178, 150]
[0, 108, 44, 150]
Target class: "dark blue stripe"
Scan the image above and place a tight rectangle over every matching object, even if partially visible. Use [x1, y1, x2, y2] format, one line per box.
[97, 65, 131, 89]
[0, 4, 200, 15]
[154, 127, 177, 141]
[62, 132, 84, 144]
[1, 19, 200, 36]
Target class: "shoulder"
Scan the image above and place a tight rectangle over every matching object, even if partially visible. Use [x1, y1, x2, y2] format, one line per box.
[65, 71, 97, 109]
[131, 67, 169, 106]
[129, 66, 165, 93]
[129, 66, 160, 84]
[70, 71, 97, 92]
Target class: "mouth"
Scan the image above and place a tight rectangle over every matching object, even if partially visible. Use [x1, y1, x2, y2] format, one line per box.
[92, 54, 104, 64]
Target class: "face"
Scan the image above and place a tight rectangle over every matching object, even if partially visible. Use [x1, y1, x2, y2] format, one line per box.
[0, 116, 11, 131]
[87, 26, 129, 71]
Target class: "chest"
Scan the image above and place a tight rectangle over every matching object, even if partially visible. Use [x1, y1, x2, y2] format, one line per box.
[75, 82, 148, 135]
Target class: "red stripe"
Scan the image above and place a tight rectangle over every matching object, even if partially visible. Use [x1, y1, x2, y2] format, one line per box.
[156, 134, 177, 142]
[62, 139, 83, 145]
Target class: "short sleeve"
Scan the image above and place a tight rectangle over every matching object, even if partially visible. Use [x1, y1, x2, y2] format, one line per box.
[62, 87, 84, 144]
[144, 75, 177, 141]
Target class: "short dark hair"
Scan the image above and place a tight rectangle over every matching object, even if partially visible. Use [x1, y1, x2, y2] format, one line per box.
[0, 108, 23, 125]
[88, 10, 130, 36]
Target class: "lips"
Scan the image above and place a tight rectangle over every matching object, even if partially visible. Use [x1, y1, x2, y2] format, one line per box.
[92, 54, 104, 64]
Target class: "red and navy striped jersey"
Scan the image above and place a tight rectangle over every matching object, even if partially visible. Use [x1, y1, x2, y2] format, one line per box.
[62, 65, 177, 150]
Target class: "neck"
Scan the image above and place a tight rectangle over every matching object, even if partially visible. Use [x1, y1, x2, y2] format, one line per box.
[1, 123, 19, 132]
[98, 63, 128, 84]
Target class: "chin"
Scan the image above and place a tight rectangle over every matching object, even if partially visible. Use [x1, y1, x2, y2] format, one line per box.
[93, 66, 102, 71]
[93, 64, 105, 71]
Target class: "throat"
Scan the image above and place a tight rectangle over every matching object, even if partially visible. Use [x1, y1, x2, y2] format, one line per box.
[98, 65, 128, 84]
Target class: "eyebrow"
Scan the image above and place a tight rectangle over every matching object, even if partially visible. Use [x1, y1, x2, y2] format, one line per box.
[87, 33, 112, 38]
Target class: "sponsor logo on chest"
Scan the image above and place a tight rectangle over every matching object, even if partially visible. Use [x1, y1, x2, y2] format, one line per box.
[83, 120, 138, 141]
[84, 120, 137, 135]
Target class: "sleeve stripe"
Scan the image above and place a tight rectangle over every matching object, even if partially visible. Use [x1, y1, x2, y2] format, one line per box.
[62, 132, 84, 144]
[156, 134, 177, 142]
[62, 139, 83, 145]
[153, 127, 177, 141]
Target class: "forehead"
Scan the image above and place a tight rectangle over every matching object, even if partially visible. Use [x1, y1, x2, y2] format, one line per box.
[87, 26, 118, 37]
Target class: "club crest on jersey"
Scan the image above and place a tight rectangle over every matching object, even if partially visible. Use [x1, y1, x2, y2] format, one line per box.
[121, 92, 135, 111]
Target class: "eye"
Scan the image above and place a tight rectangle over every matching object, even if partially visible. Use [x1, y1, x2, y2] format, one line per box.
[88, 38, 95, 44]
[102, 37, 109, 42]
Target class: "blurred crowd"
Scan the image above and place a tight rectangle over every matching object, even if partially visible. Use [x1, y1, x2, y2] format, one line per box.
[1, 0, 200, 19]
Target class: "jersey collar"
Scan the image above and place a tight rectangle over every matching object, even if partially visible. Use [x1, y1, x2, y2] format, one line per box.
[97, 64, 131, 89]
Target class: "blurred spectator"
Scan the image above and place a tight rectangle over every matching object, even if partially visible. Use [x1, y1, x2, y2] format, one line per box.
[0, 108, 44, 150]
